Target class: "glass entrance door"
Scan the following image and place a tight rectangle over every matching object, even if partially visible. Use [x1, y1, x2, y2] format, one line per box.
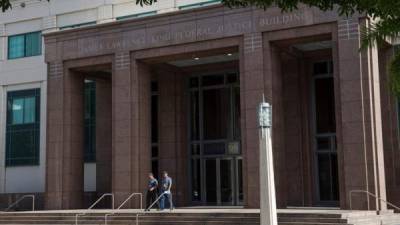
[311, 61, 339, 205]
[204, 158, 237, 205]
[189, 72, 242, 206]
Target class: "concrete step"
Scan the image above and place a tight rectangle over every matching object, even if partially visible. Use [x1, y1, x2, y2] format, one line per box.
[0, 210, 397, 225]
[278, 217, 347, 223]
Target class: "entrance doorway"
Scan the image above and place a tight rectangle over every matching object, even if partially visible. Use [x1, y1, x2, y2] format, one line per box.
[204, 157, 242, 205]
[81, 71, 112, 208]
[189, 72, 243, 206]
[311, 61, 339, 206]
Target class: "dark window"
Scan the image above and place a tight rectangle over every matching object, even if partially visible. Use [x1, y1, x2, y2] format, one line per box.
[205, 159, 217, 203]
[314, 77, 336, 133]
[152, 160, 159, 180]
[317, 154, 339, 201]
[151, 81, 159, 178]
[151, 81, 159, 93]
[191, 144, 200, 155]
[6, 89, 40, 166]
[84, 82, 96, 162]
[190, 91, 200, 140]
[8, 32, 42, 59]
[233, 86, 241, 140]
[151, 146, 158, 158]
[313, 61, 333, 75]
[203, 88, 230, 140]
[189, 77, 199, 88]
[191, 158, 201, 201]
[203, 142, 225, 155]
[151, 95, 158, 143]
[202, 75, 224, 86]
[226, 73, 238, 84]
[237, 159, 243, 202]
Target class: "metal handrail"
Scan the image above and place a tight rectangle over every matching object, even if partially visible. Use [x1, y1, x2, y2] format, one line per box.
[104, 193, 143, 225]
[135, 212, 146, 225]
[3, 195, 35, 212]
[118, 193, 143, 210]
[146, 192, 166, 211]
[349, 190, 400, 211]
[134, 192, 168, 225]
[103, 192, 165, 225]
[75, 193, 114, 225]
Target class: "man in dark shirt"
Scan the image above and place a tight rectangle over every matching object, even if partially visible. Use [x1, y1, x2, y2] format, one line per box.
[160, 171, 173, 211]
[145, 172, 159, 211]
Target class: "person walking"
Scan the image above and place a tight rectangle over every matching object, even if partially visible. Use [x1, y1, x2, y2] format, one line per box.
[145, 172, 159, 211]
[159, 171, 173, 211]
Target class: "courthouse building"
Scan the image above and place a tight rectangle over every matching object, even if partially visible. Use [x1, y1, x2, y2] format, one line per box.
[1, 0, 400, 211]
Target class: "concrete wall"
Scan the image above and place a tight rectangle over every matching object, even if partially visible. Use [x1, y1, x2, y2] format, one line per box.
[0, 82, 47, 193]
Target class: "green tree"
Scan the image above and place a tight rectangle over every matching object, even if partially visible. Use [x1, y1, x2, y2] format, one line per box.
[1, 0, 399, 95]
[0, 0, 11, 12]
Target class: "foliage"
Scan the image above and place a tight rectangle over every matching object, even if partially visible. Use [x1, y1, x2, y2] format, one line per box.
[0, 0, 11, 12]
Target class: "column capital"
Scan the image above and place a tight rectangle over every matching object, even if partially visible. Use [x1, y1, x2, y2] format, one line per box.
[243, 32, 263, 54]
[114, 52, 130, 70]
[42, 16, 57, 33]
[48, 61, 63, 78]
[337, 18, 360, 41]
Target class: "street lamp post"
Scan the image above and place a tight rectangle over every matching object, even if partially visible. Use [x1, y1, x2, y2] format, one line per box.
[258, 101, 277, 225]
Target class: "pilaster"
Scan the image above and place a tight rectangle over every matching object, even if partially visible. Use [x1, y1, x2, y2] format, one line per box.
[158, 69, 187, 206]
[131, 54, 151, 207]
[337, 18, 387, 210]
[112, 52, 133, 206]
[45, 62, 85, 209]
[95, 79, 112, 195]
[264, 35, 286, 208]
[240, 32, 265, 208]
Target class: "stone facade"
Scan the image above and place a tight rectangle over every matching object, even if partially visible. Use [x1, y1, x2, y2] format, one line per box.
[43, 4, 398, 210]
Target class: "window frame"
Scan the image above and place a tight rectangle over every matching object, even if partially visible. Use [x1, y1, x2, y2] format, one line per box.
[7, 31, 42, 60]
[59, 21, 97, 30]
[116, 11, 157, 21]
[179, 0, 221, 10]
[84, 81, 97, 163]
[6, 89, 41, 167]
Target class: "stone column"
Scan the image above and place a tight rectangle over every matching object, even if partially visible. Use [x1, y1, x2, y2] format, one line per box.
[112, 52, 134, 206]
[46, 62, 85, 209]
[112, 52, 151, 208]
[379, 48, 400, 206]
[240, 33, 265, 208]
[131, 57, 151, 207]
[158, 69, 188, 206]
[95, 79, 112, 195]
[336, 18, 387, 210]
[264, 38, 286, 208]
